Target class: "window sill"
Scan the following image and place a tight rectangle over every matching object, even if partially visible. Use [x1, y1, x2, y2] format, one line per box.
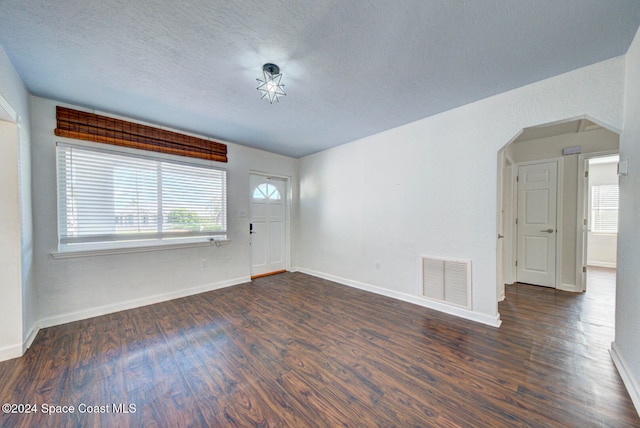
[51, 239, 231, 259]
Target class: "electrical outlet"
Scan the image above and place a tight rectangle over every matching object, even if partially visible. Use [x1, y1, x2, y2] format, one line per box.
[374, 261, 381, 270]
[201, 259, 209, 269]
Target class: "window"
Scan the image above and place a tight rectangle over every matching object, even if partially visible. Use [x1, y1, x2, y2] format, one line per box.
[252, 183, 281, 200]
[56, 143, 226, 251]
[591, 184, 618, 233]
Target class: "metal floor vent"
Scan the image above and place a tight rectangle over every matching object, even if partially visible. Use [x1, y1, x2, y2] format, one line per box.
[421, 257, 471, 309]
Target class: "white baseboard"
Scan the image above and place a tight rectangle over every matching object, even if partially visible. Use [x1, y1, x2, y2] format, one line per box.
[0, 343, 22, 362]
[0, 324, 40, 362]
[558, 282, 581, 292]
[23, 323, 39, 352]
[297, 268, 501, 328]
[611, 342, 640, 417]
[37, 276, 250, 330]
[498, 285, 508, 302]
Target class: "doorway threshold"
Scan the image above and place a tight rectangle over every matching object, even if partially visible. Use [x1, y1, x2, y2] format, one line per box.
[251, 270, 287, 280]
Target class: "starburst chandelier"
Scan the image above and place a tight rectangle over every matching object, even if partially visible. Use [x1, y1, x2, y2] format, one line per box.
[256, 63, 286, 104]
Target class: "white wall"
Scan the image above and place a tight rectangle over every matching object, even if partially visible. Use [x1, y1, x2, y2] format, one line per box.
[587, 233, 617, 267]
[587, 160, 618, 267]
[0, 46, 34, 360]
[298, 57, 625, 327]
[611, 25, 640, 413]
[510, 129, 619, 288]
[30, 96, 299, 327]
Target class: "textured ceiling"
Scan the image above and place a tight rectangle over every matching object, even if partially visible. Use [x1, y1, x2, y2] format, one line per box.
[0, 0, 639, 158]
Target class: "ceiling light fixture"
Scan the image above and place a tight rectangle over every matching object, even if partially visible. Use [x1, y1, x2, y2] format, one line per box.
[257, 63, 286, 104]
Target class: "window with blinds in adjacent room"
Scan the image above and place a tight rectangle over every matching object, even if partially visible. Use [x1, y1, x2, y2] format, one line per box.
[591, 184, 619, 234]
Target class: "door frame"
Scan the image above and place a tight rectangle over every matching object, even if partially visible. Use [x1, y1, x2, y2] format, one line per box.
[249, 170, 292, 275]
[575, 150, 619, 292]
[497, 150, 515, 301]
[514, 157, 564, 289]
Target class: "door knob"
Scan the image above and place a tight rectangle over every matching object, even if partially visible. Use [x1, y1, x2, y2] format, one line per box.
[540, 228, 554, 233]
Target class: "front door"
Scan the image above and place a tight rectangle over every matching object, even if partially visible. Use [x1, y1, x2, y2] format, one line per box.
[516, 161, 558, 287]
[250, 174, 287, 278]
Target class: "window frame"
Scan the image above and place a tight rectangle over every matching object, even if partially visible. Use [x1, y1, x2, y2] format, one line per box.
[54, 141, 228, 255]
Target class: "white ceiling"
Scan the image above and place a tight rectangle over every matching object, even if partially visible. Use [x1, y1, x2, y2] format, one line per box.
[0, 0, 639, 158]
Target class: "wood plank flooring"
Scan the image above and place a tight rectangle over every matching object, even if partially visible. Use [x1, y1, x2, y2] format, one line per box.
[0, 268, 638, 427]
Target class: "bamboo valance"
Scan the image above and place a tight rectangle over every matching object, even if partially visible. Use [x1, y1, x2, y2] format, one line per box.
[54, 106, 227, 163]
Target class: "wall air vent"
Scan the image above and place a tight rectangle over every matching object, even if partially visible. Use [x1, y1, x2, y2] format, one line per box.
[421, 257, 471, 309]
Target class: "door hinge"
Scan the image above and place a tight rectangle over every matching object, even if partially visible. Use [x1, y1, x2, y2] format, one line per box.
[515, 218, 518, 225]
[515, 260, 518, 266]
[585, 171, 589, 178]
[584, 218, 587, 226]
[583, 266, 587, 273]
[516, 175, 519, 182]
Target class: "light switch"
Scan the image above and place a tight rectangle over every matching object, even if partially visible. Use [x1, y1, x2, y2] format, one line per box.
[618, 159, 629, 176]
[239, 209, 247, 218]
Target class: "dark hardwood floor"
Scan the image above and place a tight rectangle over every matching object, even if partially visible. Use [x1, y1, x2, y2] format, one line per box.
[0, 268, 638, 427]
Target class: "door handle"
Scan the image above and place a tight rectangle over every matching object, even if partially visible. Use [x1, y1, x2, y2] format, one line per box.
[540, 228, 554, 233]
[498, 234, 504, 239]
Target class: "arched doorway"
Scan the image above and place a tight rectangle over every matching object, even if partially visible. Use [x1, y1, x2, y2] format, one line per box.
[497, 116, 620, 307]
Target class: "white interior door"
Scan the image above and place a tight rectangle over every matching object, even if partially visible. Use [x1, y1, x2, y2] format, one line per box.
[250, 174, 287, 277]
[516, 161, 558, 287]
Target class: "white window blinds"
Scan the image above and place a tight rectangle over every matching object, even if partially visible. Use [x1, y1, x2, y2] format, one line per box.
[56, 143, 226, 250]
[591, 184, 618, 233]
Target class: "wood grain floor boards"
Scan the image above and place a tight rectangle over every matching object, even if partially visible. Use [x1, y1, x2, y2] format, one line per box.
[0, 268, 638, 427]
